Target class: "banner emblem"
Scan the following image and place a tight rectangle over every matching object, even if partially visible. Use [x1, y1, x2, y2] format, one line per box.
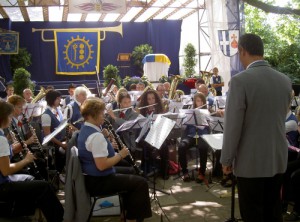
[218, 30, 239, 57]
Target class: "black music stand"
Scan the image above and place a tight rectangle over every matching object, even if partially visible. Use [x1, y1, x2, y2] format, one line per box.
[144, 115, 176, 222]
[42, 120, 68, 189]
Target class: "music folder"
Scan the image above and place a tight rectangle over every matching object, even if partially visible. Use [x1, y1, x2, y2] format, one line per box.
[179, 109, 209, 129]
[42, 119, 68, 145]
[115, 115, 146, 133]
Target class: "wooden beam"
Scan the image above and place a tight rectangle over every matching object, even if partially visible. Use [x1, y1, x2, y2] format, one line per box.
[81, 13, 87, 22]
[131, 0, 157, 22]
[146, 0, 176, 21]
[17, 0, 30, 21]
[163, 0, 194, 20]
[0, 5, 9, 19]
[62, 0, 69, 21]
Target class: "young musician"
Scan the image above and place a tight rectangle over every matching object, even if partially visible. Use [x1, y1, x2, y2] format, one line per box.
[107, 92, 139, 153]
[138, 89, 164, 116]
[41, 90, 66, 173]
[77, 98, 152, 222]
[0, 100, 64, 221]
[178, 92, 210, 183]
[61, 83, 76, 109]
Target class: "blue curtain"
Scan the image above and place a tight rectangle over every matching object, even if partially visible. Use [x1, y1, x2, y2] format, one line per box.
[0, 20, 182, 83]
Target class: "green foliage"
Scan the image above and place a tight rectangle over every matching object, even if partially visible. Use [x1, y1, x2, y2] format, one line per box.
[10, 48, 32, 74]
[131, 44, 153, 74]
[13, 68, 35, 96]
[245, 2, 300, 83]
[123, 75, 152, 90]
[103, 64, 122, 88]
[182, 43, 197, 78]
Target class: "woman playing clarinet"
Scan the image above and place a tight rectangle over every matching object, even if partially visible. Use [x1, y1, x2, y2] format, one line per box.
[0, 100, 64, 221]
[78, 97, 151, 222]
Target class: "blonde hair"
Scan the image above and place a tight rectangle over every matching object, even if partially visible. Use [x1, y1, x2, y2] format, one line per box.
[80, 97, 105, 120]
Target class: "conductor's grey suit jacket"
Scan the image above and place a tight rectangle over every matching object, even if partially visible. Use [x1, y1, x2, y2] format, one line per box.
[220, 60, 292, 178]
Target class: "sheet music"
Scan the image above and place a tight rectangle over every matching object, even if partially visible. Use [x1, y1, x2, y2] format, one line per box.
[207, 116, 224, 133]
[201, 133, 223, 151]
[135, 115, 152, 143]
[115, 115, 146, 133]
[145, 115, 176, 149]
[214, 96, 227, 109]
[179, 109, 209, 127]
[168, 101, 184, 113]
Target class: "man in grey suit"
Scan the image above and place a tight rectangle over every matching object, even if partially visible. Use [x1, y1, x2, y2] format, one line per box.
[220, 34, 292, 222]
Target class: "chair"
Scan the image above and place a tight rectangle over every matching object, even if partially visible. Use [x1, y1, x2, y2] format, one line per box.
[64, 146, 125, 222]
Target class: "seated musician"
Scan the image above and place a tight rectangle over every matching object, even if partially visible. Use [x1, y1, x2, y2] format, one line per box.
[163, 82, 171, 98]
[156, 83, 166, 99]
[77, 98, 152, 222]
[41, 90, 66, 173]
[3, 84, 14, 101]
[61, 83, 76, 109]
[286, 108, 299, 162]
[107, 92, 139, 153]
[198, 84, 215, 112]
[136, 82, 145, 91]
[63, 86, 88, 130]
[22, 88, 34, 103]
[178, 92, 210, 183]
[0, 100, 64, 221]
[106, 87, 128, 111]
[138, 89, 169, 179]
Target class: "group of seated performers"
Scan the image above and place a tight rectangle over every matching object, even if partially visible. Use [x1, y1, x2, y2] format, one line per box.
[3, 77, 300, 222]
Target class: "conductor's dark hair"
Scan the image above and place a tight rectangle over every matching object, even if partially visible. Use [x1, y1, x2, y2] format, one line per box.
[45, 90, 62, 106]
[238, 33, 264, 56]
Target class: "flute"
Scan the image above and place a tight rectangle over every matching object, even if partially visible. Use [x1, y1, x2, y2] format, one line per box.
[103, 119, 143, 176]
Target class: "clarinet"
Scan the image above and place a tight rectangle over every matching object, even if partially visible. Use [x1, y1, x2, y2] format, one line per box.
[65, 107, 72, 143]
[22, 113, 47, 160]
[10, 123, 42, 179]
[103, 119, 143, 176]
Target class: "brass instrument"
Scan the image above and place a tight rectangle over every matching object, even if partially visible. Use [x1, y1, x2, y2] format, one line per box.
[168, 75, 181, 100]
[32, 23, 123, 42]
[31, 86, 47, 104]
[103, 78, 116, 97]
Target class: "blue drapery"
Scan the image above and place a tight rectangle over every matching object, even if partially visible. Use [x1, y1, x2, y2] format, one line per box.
[0, 20, 182, 83]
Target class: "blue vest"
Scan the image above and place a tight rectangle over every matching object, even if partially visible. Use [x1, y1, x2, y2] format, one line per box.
[65, 96, 72, 106]
[69, 102, 82, 130]
[77, 125, 115, 176]
[286, 113, 299, 147]
[212, 76, 222, 92]
[187, 125, 210, 138]
[44, 108, 65, 140]
[0, 131, 12, 185]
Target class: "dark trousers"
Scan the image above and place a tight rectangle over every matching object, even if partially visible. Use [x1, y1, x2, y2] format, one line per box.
[216, 90, 222, 96]
[85, 173, 152, 221]
[178, 136, 209, 175]
[0, 175, 64, 222]
[237, 174, 283, 222]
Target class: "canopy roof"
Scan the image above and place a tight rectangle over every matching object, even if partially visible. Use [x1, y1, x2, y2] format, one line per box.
[0, 0, 205, 22]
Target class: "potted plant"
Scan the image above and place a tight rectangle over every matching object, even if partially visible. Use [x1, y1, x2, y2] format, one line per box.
[182, 43, 197, 78]
[131, 44, 153, 75]
[13, 68, 35, 96]
[103, 64, 122, 88]
[10, 48, 32, 74]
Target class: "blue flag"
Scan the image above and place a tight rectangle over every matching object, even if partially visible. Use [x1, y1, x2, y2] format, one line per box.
[54, 30, 100, 75]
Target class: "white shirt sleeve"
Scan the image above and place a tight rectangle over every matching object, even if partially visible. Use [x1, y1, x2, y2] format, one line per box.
[63, 105, 73, 120]
[41, 113, 51, 127]
[0, 136, 10, 157]
[85, 132, 109, 158]
[285, 120, 298, 133]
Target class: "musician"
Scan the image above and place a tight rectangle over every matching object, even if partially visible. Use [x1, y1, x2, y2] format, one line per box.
[136, 82, 145, 91]
[0, 100, 64, 221]
[107, 92, 139, 153]
[63, 86, 88, 130]
[77, 98, 152, 222]
[198, 84, 214, 111]
[178, 92, 210, 183]
[163, 81, 171, 97]
[210, 67, 224, 96]
[3, 84, 14, 101]
[22, 88, 33, 103]
[106, 87, 128, 111]
[286, 109, 299, 148]
[6, 95, 38, 156]
[138, 89, 169, 179]
[156, 83, 166, 99]
[41, 90, 66, 173]
[138, 89, 165, 116]
[61, 83, 76, 109]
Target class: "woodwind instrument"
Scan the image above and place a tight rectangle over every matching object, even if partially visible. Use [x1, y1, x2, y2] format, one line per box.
[103, 78, 116, 97]
[65, 107, 72, 143]
[10, 122, 42, 179]
[103, 119, 143, 176]
[22, 113, 47, 160]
